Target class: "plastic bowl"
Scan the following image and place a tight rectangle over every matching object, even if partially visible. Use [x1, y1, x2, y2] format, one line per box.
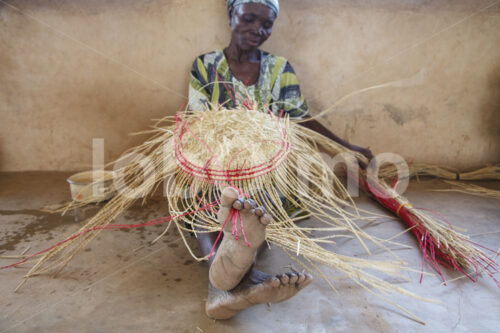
[67, 170, 116, 203]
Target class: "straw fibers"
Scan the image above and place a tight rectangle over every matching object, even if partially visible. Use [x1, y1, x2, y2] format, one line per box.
[9, 106, 441, 323]
[434, 181, 500, 200]
[379, 163, 500, 181]
[362, 173, 498, 284]
[375, 163, 499, 281]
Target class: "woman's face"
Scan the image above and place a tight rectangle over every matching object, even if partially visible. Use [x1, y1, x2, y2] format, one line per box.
[229, 3, 276, 51]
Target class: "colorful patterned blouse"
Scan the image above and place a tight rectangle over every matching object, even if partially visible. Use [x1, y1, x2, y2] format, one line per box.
[188, 49, 308, 119]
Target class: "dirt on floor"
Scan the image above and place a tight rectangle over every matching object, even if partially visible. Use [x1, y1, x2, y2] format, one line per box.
[0, 172, 499, 332]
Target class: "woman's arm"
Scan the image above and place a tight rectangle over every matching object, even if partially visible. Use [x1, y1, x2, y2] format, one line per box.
[300, 117, 374, 161]
[273, 60, 372, 161]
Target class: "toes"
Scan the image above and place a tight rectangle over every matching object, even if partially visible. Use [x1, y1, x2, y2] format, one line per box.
[264, 277, 280, 288]
[288, 273, 298, 284]
[298, 273, 313, 290]
[232, 198, 245, 210]
[279, 274, 289, 285]
[221, 187, 239, 207]
[296, 273, 306, 284]
[254, 206, 266, 216]
[244, 199, 256, 210]
[259, 214, 271, 226]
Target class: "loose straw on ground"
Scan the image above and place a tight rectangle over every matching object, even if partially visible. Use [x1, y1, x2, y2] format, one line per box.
[5, 104, 497, 323]
[2, 106, 440, 322]
[379, 163, 500, 181]
[433, 181, 500, 200]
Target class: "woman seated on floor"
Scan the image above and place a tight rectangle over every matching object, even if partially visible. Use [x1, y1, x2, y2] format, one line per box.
[187, 0, 373, 319]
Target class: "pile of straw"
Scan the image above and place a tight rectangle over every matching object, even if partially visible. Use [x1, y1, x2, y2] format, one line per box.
[9, 103, 498, 321]
[6, 106, 439, 323]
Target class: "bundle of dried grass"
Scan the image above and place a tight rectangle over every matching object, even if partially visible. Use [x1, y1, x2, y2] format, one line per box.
[375, 163, 499, 279]
[360, 172, 498, 285]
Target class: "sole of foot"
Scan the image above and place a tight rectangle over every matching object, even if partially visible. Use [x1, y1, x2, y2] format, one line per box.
[209, 187, 271, 291]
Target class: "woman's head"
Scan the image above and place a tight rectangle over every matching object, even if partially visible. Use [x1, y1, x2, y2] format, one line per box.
[227, 0, 279, 17]
[226, 0, 279, 51]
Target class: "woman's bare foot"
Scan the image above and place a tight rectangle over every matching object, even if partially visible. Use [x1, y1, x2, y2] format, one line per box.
[206, 270, 313, 320]
[209, 187, 271, 291]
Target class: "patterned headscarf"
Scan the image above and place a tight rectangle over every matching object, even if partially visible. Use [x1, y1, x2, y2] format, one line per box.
[226, 0, 279, 17]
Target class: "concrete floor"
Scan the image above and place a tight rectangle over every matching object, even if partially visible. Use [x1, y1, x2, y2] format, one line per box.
[0, 172, 499, 333]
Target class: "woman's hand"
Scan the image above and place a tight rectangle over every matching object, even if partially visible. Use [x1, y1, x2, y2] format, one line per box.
[347, 144, 374, 168]
[350, 144, 373, 160]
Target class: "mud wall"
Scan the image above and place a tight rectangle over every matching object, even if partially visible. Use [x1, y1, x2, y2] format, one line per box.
[1, 0, 498, 171]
